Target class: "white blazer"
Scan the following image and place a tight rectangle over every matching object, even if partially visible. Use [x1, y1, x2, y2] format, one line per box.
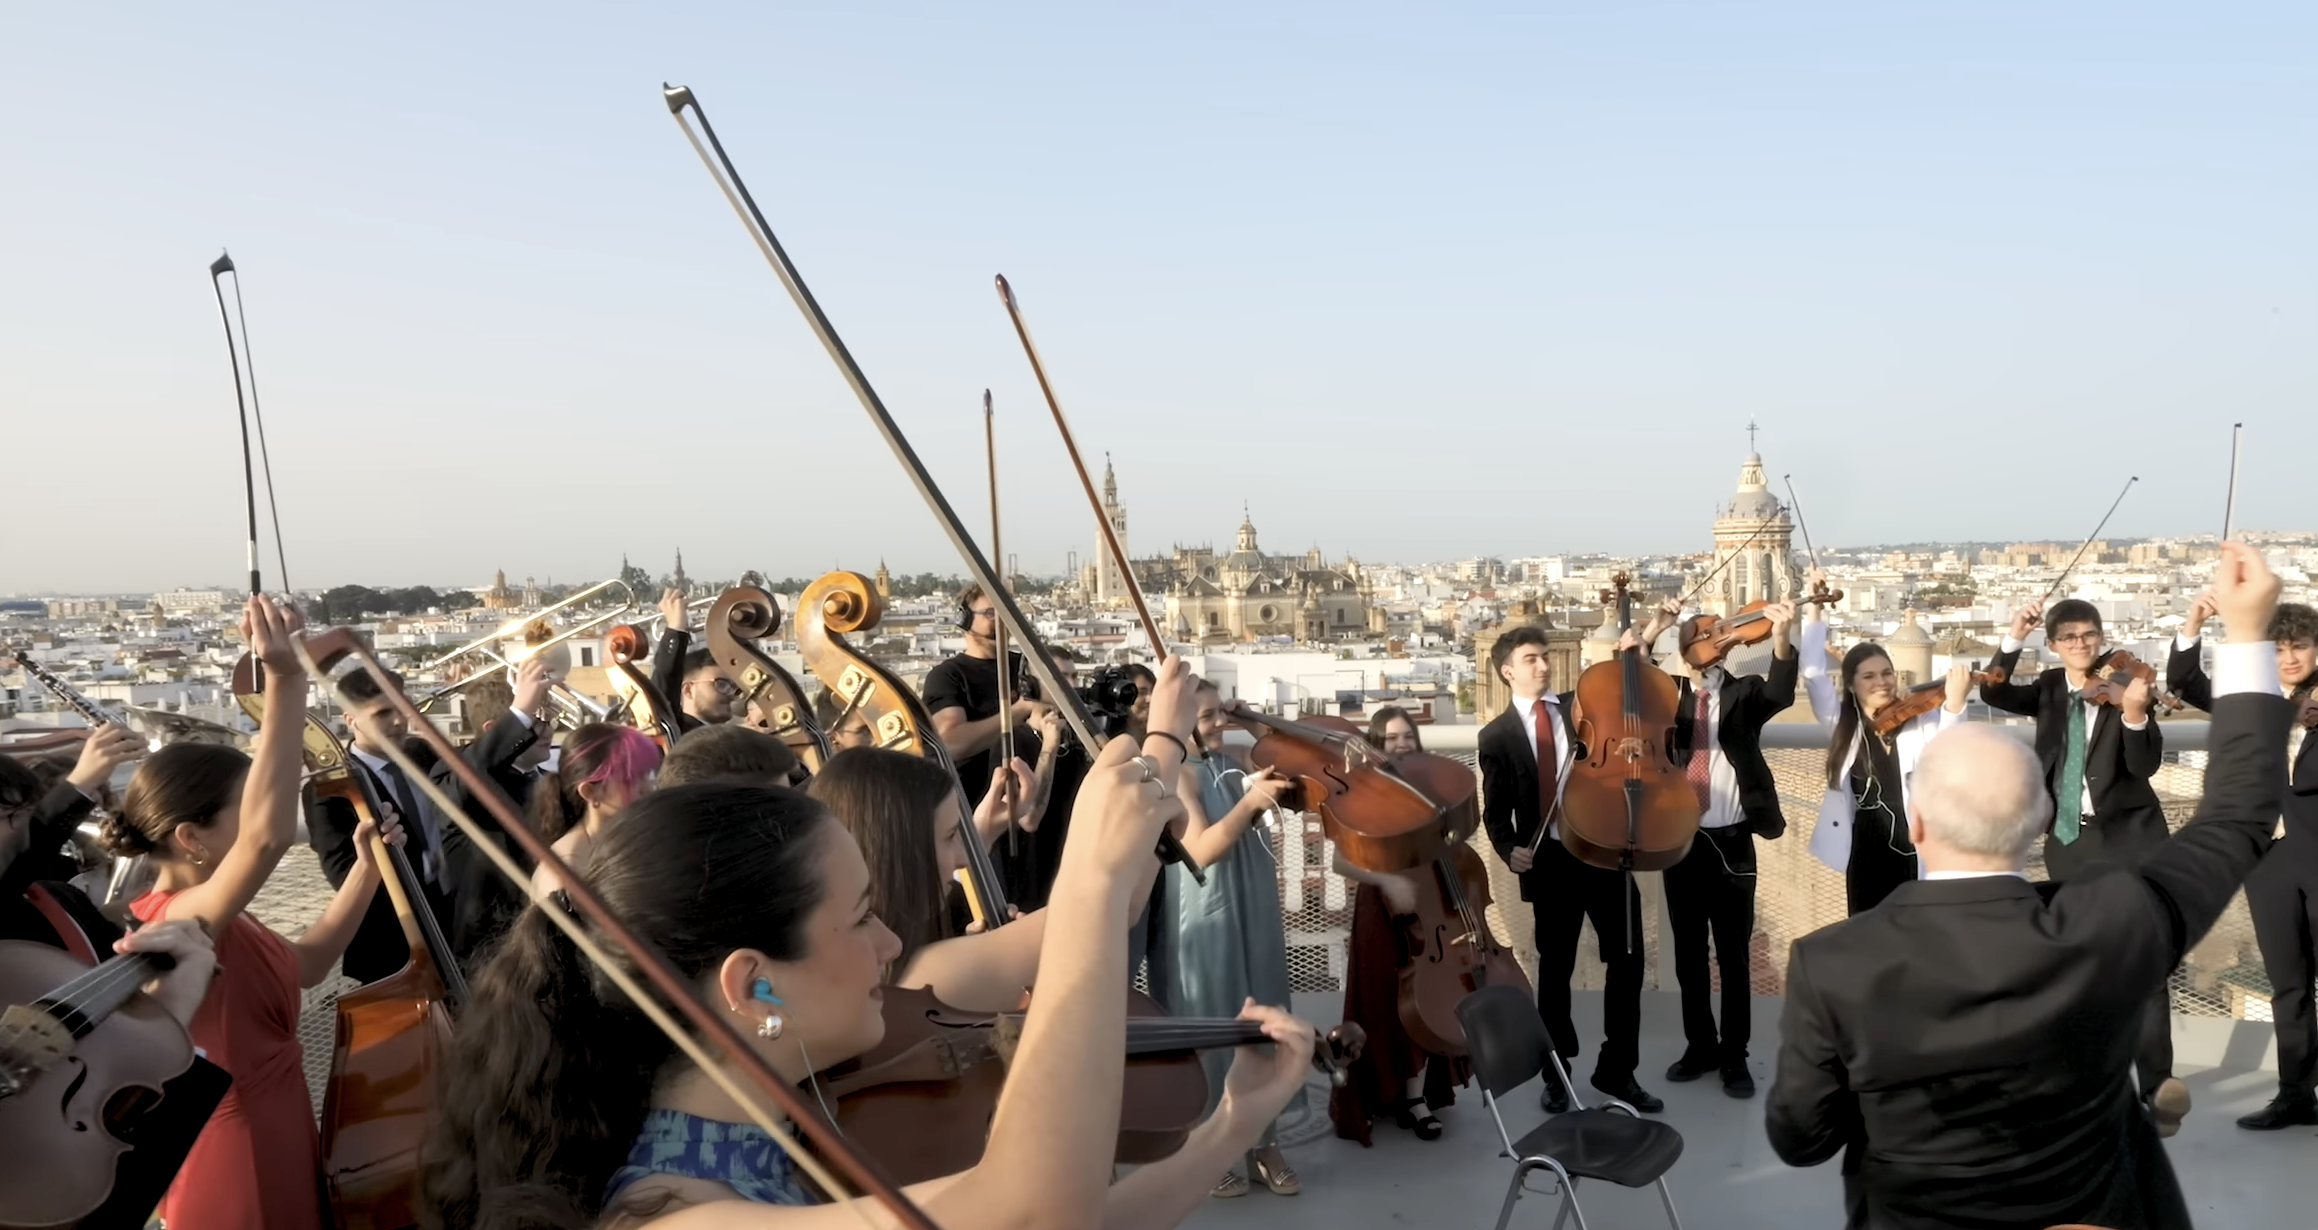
[1799, 620, 1963, 873]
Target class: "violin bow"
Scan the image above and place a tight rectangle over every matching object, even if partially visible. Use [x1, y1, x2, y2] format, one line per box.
[2221, 422, 2243, 543]
[2037, 475, 2138, 607]
[662, 83, 1203, 884]
[1668, 516, 1774, 613]
[289, 634, 932, 1230]
[991, 275, 1168, 655]
[986, 389, 1017, 853]
[1781, 475, 1825, 577]
[209, 251, 290, 597]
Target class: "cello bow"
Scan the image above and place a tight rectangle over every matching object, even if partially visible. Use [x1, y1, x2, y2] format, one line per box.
[663, 83, 1202, 884]
[287, 633, 940, 1230]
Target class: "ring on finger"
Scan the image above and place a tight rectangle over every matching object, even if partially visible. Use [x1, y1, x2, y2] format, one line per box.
[1132, 755, 1161, 783]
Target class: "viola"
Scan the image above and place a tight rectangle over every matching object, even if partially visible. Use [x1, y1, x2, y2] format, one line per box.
[795, 572, 947, 761]
[2078, 650, 2186, 714]
[1394, 842, 1532, 1056]
[1679, 585, 1843, 670]
[704, 585, 832, 774]
[0, 942, 194, 1228]
[236, 629, 463, 1230]
[1563, 573, 1700, 872]
[814, 985, 1363, 1186]
[1867, 664, 2008, 737]
[603, 624, 687, 748]
[1238, 711, 1478, 874]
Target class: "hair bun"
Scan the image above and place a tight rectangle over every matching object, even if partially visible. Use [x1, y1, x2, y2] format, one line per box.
[96, 811, 156, 857]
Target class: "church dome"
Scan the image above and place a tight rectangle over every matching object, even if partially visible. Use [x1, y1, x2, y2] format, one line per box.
[1888, 610, 1933, 646]
[1719, 452, 1788, 522]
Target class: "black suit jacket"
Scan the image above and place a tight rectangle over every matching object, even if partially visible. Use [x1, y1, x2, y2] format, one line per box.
[1479, 692, 1579, 902]
[305, 741, 453, 985]
[430, 715, 541, 965]
[1767, 688, 2286, 1230]
[1981, 648, 2167, 865]
[2170, 638, 2318, 862]
[652, 627, 707, 734]
[1670, 650, 1800, 839]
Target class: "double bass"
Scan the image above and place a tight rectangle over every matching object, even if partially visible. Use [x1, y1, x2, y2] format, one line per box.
[603, 624, 687, 749]
[1562, 573, 1700, 872]
[235, 630, 463, 1230]
[703, 586, 831, 773]
[794, 571, 946, 759]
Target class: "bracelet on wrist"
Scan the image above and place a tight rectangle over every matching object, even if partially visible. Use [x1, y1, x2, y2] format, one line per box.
[1142, 730, 1191, 763]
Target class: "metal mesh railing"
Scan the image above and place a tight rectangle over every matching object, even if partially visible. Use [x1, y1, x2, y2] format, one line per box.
[1261, 750, 2264, 1020]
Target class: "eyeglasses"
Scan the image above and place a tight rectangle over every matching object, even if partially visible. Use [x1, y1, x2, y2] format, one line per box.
[970, 608, 997, 623]
[2051, 630, 2104, 646]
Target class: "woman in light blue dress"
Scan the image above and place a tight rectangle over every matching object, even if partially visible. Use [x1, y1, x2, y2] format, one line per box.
[1171, 678, 1305, 1198]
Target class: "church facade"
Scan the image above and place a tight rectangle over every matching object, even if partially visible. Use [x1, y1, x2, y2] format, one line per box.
[1133, 510, 1375, 644]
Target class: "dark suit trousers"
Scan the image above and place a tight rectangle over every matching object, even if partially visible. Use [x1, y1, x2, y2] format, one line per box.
[1533, 838, 1644, 1084]
[2047, 832, 2176, 1094]
[2248, 849, 2318, 1094]
[1664, 826, 1757, 1065]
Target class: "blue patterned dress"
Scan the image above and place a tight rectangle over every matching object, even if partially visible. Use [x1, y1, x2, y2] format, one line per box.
[1170, 751, 1303, 1145]
[605, 1109, 815, 1209]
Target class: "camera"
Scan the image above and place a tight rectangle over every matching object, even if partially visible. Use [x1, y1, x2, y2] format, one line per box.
[1077, 664, 1144, 740]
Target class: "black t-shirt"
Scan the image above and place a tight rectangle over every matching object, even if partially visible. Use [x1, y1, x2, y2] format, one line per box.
[921, 651, 1044, 804]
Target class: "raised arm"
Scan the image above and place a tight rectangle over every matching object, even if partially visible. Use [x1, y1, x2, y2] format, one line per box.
[1175, 761, 1279, 866]
[164, 596, 309, 937]
[1978, 603, 2044, 716]
[1798, 616, 1839, 727]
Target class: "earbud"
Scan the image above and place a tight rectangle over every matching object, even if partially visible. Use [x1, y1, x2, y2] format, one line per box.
[751, 977, 783, 1006]
[750, 977, 785, 1040]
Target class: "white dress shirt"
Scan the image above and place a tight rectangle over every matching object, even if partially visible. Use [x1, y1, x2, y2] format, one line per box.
[1688, 668, 1746, 830]
[2001, 632, 2148, 816]
[1508, 692, 1574, 838]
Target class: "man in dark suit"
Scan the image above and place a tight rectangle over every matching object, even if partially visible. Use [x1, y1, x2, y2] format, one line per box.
[1768, 541, 2285, 1230]
[2169, 594, 2318, 1129]
[1979, 595, 2180, 1127]
[1656, 598, 1797, 1099]
[650, 588, 737, 735]
[1481, 624, 1662, 1113]
[431, 658, 551, 966]
[306, 666, 456, 984]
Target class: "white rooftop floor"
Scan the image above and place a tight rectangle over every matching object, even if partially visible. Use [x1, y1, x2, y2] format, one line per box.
[1184, 990, 2318, 1229]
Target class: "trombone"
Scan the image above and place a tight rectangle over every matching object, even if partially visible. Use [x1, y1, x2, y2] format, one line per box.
[412, 578, 637, 717]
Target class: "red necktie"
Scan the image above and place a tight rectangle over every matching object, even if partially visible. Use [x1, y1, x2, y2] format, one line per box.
[1687, 684, 1713, 811]
[1533, 699, 1559, 831]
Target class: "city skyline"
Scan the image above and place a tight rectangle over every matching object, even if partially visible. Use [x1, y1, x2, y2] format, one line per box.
[6, 4, 2310, 592]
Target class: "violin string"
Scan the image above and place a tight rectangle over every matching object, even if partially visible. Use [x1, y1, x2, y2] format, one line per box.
[293, 638, 891, 1229]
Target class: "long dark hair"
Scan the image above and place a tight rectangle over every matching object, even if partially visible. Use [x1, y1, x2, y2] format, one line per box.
[805, 747, 959, 975]
[528, 723, 660, 843]
[1825, 641, 1894, 789]
[420, 783, 833, 1230]
[1365, 705, 1423, 753]
[100, 743, 251, 859]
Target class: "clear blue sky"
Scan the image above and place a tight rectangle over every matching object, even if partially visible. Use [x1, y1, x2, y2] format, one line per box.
[4, 2, 2310, 593]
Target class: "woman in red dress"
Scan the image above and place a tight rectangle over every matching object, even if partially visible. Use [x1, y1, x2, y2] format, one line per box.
[109, 596, 400, 1230]
[1328, 707, 1470, 1145]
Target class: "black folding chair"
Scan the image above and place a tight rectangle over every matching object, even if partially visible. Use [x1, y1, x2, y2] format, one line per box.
[1456, 985, 1686, 1230]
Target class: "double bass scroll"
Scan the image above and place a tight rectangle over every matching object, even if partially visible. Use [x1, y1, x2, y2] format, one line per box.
[794, 572, 949, 765]
[704, 586, 831, 774]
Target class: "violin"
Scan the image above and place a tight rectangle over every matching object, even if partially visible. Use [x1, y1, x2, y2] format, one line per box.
[1679, 585, 1842, 670]
[0, 942, 195, 1229]
[2297, 690, 2318, 730]
[1563, 573, 1700, 872]
[603, 624, 686, 748]
[237, 629, 463, 1230]
[704, 585, 832, 774]
[795, 572, 946, 760]
[1868, 664, 2007, 737]
[814, 985, 1363, 1186]
[1394, 841, 1532, 1056]
[1238, 711, 1478, 874]
[2078, 650, 2186, 714]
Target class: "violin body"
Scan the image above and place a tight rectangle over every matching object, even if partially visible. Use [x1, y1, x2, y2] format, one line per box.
[1869, 666, 2006, 737]
[1563, 575, 1700, 872]
[0, 942, 194, 1229]
[796, 573, 944, 760]
[1249, 714, 1476, 874]
[1679, 587, 1843, 670]
[705, 586, 831, 773]
[814, 985, 1209, 1186]
[2080, 650, 2186, 713]
[1394, 844, 1531, 1056]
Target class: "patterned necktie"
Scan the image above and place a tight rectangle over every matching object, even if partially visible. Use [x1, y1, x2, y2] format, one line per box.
[378, 759, 447, 888]
[1687, 683, 1713, 811]
[2054, 698, 2086, 844]
[1533, 699, 1559, 832]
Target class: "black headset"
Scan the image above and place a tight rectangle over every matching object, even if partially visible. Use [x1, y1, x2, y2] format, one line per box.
[956, 596, 977, 631]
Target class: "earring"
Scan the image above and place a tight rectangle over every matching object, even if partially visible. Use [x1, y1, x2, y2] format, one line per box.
[751, 977, 784, 1040]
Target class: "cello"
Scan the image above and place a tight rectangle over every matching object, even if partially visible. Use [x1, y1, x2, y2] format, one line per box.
[234, 630, 463, 1230]
[1562, 573, 1700, 873]
[1395, 839, 1531, 1057]
[1236, 710, 1477, 874]
[703, 585, 831, 773]
[603, 624, 687, 748]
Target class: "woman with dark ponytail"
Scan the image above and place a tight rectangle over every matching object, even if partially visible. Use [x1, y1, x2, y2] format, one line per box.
[528, 723, 662, 895]
[116, 596, 403, 1229]
[1799, 581, 1973, 913]
[424, 656, 1320, 1230]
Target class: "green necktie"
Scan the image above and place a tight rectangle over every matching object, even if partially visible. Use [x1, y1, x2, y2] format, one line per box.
[2054, 698, 2086, 844]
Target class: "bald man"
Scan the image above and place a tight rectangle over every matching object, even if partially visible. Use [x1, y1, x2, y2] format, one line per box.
[1767, 541, 2288, 1230]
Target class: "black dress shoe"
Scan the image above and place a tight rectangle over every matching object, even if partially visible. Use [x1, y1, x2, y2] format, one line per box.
[1665, 1054, 1718, 1083]
[1721, 1062, 1756, 1099]
[1539, 1072, 1571, 1114]
[1592, 1076, 1664, 1114]
[2237, 1093, 2318, 1131]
